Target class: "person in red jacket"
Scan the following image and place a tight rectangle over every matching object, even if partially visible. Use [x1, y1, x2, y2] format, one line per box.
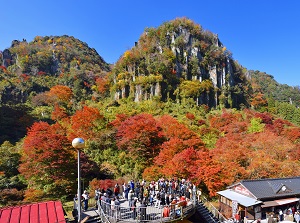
[114, 183, 120, 196]
[163, 206, 170, 217]
[234, 212, 240, 223]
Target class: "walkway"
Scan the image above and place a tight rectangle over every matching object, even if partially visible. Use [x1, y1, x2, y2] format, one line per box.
[77, 191, 225, 223]
[104, 198, 194, 222]
[80, 200, 225, 223]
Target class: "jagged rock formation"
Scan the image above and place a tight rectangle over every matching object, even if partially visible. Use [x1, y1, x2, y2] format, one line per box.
[112, 17, 249, 108]
[2, 49, 13, 67]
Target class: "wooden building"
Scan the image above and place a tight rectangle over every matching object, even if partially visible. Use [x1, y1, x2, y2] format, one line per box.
[217, 177, 300, 221]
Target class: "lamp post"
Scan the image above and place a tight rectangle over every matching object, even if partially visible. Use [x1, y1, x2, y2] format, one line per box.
[72, 138, 85, 223]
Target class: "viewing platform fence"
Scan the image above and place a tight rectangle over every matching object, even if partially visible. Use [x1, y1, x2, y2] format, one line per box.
[97, 200, 195, 223]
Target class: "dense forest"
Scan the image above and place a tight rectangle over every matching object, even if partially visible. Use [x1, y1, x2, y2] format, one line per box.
[0, 18, 300, 207]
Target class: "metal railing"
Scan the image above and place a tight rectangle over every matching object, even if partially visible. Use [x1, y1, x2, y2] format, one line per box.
[97, 200, 195, 223]
[200, 195, 228, 223]
[73, 189, 228, 223]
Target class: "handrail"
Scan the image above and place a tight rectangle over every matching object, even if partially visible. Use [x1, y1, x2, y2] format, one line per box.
[97, 200, 111, 223]
[200, 193, 228, 222]
[97, 199, 195, 222]
[95, 189, 226, 223]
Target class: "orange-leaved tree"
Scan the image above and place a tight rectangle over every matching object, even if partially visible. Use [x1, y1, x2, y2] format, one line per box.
[144, 115, 206, 181]
[69, 106, 104, 140]
[116, 113, 165, 161]
[163, 147, 199, 180]
[19, 122, 77, 200]
[245, 129, 300, 178]
[47, 85, 73, 105]
[195, 150, 240, 196]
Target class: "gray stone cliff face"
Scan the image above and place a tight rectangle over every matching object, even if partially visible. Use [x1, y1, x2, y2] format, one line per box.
[2, 49, 13, 67]
[113, 25, 241, 108]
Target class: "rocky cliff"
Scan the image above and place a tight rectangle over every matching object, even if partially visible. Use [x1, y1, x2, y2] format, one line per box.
[112, 17, 249, 108]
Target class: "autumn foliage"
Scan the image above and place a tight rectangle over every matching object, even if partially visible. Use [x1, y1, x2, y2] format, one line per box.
[69, 106, 104, 140]
[2, 20, 300, 206]
[116, 113, 165, 159]
[16, 105, 300, 202]
[48, 85, 73, 104]
[19, 122, 77, 198]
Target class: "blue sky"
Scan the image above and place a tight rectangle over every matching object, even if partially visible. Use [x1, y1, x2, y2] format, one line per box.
[1, 0, 299, 86]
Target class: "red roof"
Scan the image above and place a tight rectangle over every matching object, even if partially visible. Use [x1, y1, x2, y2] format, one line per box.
[0, 201, 66, 223]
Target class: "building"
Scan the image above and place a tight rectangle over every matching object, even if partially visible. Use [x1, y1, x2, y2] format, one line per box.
[217, 177, 300, 221]
[0, 200, 67, 223]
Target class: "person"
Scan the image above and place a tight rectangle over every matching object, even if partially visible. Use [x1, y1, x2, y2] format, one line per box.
[73, 194, 78, 209]
[106, 187, 113, 197]
[125, 185, 130, 200]
[267, 214, 275, 223]
[111, 197, 116, 217]
[155, 191, 161, 208]
[185, 187, 191, 200]
[141, 179, 146, 186]
[128, 189, 134, 208]
[135, 184, 141, 201]
[149, 192, 154, 206]
[82, 190, 90, 211]
[95, 188, 101, 200]
[166, 193, 170, 205]
[114, 196, 121, 219]
[101, 193, 108, 213]
[138, 187, 144, 202]
[160, 189, 166, 206]
[95, 188, 101, 208]
[197, 189, 202, 202]
[163, 205, 170, 217]
[178, 196, 187, 207]
[170, 199, 176, 211]
[234, 213, 240, 223]
[279, 209, 284, 221]
[139, 201, 147, 220]
[130, 180, 135, 191]
[114, 183, 120, 197]
[72, 194, 78, 221]
[132, 197, 138, 219]
[284, 210, 293, 221]
[295, 211, 300, 223]
[122, 183, 126, 199]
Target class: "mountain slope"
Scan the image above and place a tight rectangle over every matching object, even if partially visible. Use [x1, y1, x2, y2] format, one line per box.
[248, 70, 300, 107]
[0, 35, 111, 105]
[111, 17, 250, 108]
[0, 35, 111, 143]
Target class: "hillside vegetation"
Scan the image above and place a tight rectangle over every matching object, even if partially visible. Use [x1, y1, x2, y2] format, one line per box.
[0, 17, 300, 206]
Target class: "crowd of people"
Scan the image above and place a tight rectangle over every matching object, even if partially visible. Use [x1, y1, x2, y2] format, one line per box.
[120, 178, 195, 207]
[265, 207, 300, 223]
[92, 178, 197, 220]
[233, 207, 300, 223]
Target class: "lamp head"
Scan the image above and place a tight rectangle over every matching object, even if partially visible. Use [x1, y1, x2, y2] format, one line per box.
[72, 138, 85, 149]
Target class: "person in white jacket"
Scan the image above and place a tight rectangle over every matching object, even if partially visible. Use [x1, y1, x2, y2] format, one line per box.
[82, 190, 90, 211]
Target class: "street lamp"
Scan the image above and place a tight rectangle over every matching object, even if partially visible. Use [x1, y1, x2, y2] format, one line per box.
[72, 138, 85, 223]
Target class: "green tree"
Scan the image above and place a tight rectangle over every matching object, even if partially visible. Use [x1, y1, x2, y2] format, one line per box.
[248, 118, 265, 133]
[0, 141, 26, 206]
